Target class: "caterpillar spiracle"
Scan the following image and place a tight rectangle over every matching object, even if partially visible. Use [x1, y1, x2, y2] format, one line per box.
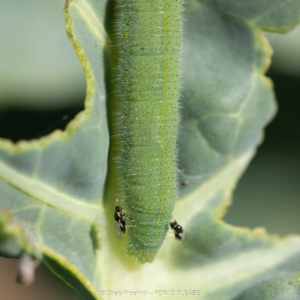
[112, 0, 182, 263]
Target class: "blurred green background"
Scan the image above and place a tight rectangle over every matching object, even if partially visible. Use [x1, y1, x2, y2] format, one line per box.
[225, 27, 300, 236]
[0, 0, 299, 298]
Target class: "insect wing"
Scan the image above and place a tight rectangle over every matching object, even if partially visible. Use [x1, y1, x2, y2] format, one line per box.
[115, 221, 124, 239]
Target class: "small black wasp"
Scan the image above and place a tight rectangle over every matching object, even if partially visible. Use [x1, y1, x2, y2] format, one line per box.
[114, 205, 126, 239]
[170, 220, 184, 240]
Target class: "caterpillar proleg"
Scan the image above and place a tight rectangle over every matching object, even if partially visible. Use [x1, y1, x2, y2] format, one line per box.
[112, 0, 182, 263]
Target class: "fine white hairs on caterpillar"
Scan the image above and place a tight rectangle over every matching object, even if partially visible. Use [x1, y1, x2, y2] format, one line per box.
[112, 0, 182, 263]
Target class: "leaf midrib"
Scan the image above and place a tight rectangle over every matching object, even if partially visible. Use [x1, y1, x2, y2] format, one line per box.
[0, 160, 102, 221]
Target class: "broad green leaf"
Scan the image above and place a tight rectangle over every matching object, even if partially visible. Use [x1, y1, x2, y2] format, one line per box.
[238, 272, 300, 300]
[0, 0, 300, 299]
[0, 208, 38, 258]
[0, 0, 109, 298]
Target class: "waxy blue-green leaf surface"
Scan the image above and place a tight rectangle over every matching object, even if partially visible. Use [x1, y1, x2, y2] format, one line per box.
[0, 0, 300, 299]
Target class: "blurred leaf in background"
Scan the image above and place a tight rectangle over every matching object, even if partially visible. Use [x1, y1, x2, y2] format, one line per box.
[225, 27, 300, 236]
[266, 26, 300, 76]
[0, 0, 86, 142]
[0, 0, 85, 110]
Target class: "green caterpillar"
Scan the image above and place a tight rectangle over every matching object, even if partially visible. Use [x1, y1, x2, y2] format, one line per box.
[112, 0, 181, 263]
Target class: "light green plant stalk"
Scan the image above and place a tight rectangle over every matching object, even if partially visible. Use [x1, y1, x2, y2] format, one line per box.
[0, 0, 299, 299]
